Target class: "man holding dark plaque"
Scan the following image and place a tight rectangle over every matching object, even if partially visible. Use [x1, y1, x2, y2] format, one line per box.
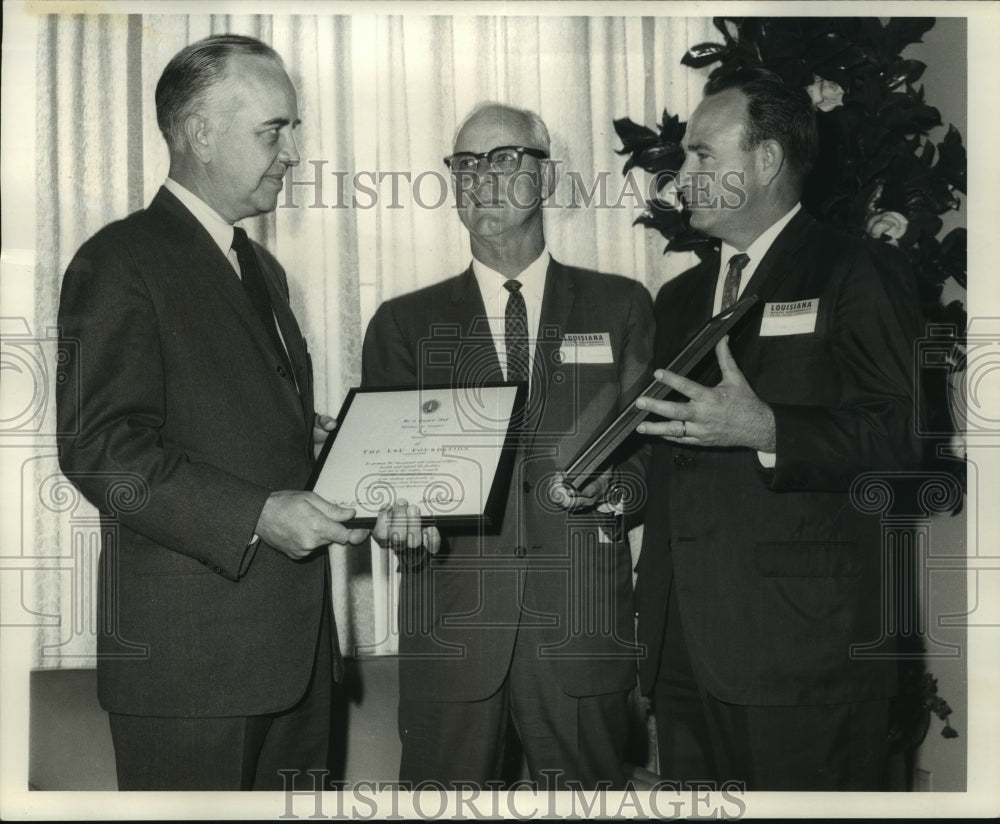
[361, 103, 654, 789]
[632, 68, 923, 789]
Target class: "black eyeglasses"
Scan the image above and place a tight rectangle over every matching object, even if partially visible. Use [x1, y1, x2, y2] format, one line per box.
[444, 145, 549, 175]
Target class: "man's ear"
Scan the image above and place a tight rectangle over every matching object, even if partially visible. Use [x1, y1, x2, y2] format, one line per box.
[540, 158, 557, 201]
[757, 138, 784, 187]
[184, 114, 213, 164]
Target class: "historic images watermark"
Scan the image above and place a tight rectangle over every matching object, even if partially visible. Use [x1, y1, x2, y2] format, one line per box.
[275, 163, 747, 213]
[277, 771, 747, 820]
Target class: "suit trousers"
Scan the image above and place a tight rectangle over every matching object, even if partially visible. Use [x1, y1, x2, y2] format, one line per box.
[109, 604, 335, 791]
[653, 580, 889, 791]
[398, 622, 631, 790]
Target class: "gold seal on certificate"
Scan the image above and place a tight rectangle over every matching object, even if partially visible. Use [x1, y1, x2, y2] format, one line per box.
[308, 383, 527, 527]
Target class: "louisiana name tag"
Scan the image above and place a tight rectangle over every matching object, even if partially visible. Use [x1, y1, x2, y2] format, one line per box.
[557, 332, 614, 364]
[759, 299, 819, 336]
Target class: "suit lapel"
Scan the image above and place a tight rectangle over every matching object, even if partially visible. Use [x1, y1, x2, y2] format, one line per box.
[659, 254, 718, 358]
[741, 210, 815, 306]
[729, 209, 816, 357]
[535, 258, 575, 389]
[259, 258, 313, 423]
[521, 259, 575, 448]
[149, 188, 305, 417]
[691, 255, 719, 328]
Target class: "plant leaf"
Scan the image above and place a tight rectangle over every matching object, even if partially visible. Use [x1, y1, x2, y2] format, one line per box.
[935, 124, 967, 194]
[883, 59, 927, 90]
[939, 227, 967, 288]
[681, 42, 728, 68]
[613, 117, 659, 149]
[712, 17, 737, 45]
[882, 18, 936, 54]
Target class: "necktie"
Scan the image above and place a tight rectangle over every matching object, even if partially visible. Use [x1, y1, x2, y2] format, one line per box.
[503, 279, 530, 383]
[721, 252, 750, 312]
[231, 227, 293, 375]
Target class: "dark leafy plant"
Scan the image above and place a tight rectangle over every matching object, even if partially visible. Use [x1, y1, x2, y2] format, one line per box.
[615, 16, 966, 327]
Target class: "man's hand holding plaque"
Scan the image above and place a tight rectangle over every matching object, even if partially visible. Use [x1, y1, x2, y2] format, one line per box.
[547, 468, 615, 512]
[562, 292, 761, 492]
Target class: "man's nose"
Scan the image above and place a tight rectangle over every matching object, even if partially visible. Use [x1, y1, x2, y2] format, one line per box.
[675, 157, 691, 195]
[279, 130, 300, 167]
[460, 156, 501, 188]
[475, 155, 500, 176]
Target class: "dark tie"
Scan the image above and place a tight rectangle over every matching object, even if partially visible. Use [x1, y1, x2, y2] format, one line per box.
[503, 279, 530, 383]
[721, 252, 750, 311]
[231, 227, 293, 375]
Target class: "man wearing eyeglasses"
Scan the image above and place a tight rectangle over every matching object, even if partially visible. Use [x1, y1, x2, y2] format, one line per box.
[362, 103, 654, 789]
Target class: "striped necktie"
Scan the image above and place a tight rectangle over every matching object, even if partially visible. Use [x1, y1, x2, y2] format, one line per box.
[503, 279, 530, 383]
[721, 253, 750, 311]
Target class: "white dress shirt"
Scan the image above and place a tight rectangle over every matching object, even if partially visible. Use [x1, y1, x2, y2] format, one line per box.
[711, 202, 801, 467]
[472, 249, 550, 388]
[164, 177, 245, 276]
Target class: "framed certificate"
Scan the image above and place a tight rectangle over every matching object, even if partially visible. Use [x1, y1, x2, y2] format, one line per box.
[308, 382, 527, 528]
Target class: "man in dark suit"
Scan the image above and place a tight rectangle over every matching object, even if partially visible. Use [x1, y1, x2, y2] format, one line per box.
[55, 34, 424, 791]
[634, 68, 923, 790]
[362, 103, 654, 789]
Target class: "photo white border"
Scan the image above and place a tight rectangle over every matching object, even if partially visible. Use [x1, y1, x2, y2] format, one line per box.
[2, 0, 997, 819]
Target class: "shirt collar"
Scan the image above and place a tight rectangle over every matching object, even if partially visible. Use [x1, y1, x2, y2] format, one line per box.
[472, 248, 550, 305]
[720, 202, 801, 281]
[164, 177, 239, 259]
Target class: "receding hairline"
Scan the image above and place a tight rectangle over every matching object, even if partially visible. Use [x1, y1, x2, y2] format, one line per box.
[199, 52, 295, 127]
[685, 88, 751, 151]
[452, 103, 550, 152]
[211, 51, 290, 95]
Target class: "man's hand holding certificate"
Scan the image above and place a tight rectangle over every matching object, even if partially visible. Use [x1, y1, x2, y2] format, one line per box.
[373, 499, 442, 555]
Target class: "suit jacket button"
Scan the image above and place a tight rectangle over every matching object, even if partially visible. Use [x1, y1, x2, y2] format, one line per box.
[674, 453, 693, 468]
[514, 545, 527, 558]
[276, 365, 287, 377]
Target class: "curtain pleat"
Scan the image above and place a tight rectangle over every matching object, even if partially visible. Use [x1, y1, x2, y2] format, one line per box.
[33, 11, 713, 665]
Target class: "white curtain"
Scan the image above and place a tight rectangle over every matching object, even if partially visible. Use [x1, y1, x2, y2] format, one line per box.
[30, 11, 715, 665]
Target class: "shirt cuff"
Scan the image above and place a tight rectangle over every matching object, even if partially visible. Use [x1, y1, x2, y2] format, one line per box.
[596, 500, 624, 516]
[756, 450, 777, 468]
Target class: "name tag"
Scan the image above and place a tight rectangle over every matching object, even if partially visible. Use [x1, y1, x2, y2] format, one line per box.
[557, 332, 614, 364]
[759, 299, 819, 336]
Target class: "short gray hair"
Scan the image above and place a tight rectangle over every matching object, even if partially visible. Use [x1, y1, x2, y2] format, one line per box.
[155, 34, 283, 152]
[453, 102, 551, 154]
